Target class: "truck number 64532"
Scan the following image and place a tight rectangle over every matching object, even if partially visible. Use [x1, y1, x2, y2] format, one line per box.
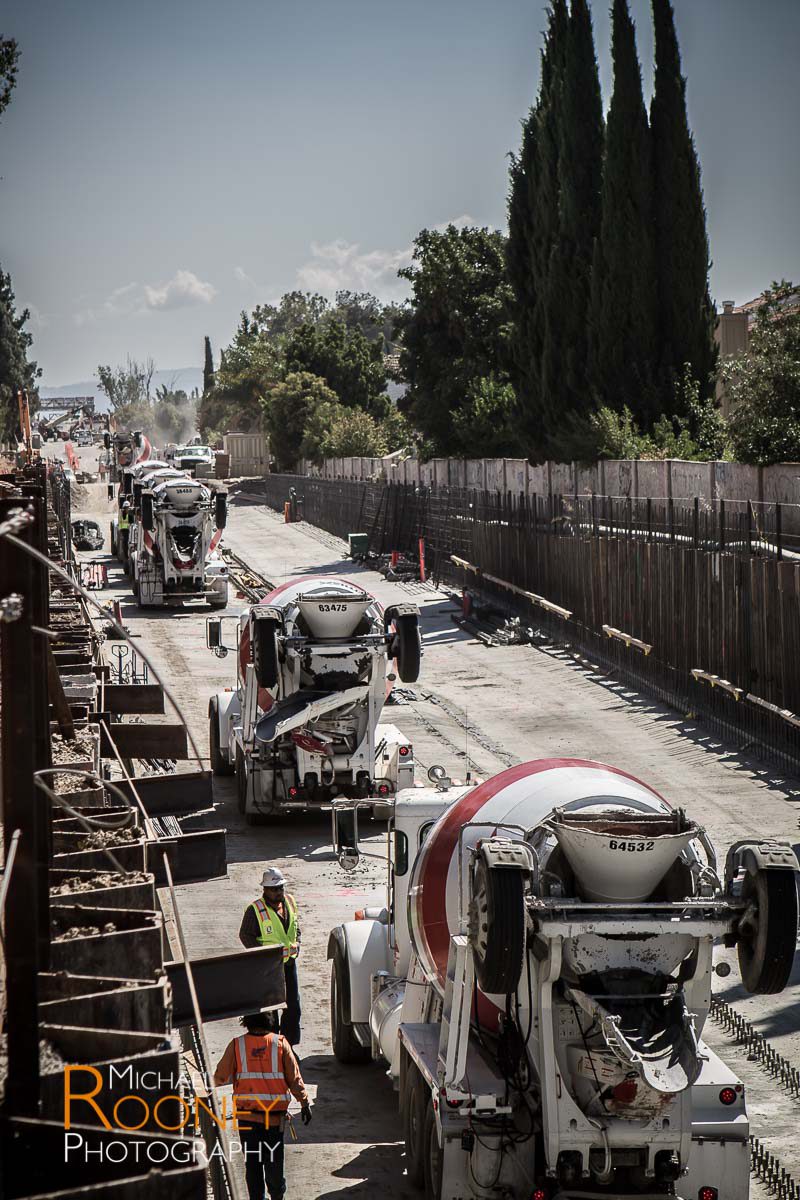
[608, 839, 655, 851]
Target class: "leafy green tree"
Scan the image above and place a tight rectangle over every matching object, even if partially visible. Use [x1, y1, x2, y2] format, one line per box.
[203, 336, 214, 395]
[249, 291, 329, 340]
[589, 0, 658, 424]
[589, 364, 728, 461]
[285, 317, 387, 414]
[395, 224, 512, 454]
[507, 1, 568, 454]
[0, 37, 19, 122]
[302, 402, 388, 463]
[541, 0, 604, 431]
[650, 0, 716, 402]
[198, 312, 283, 436]
[452, 376, 521, 458]
[380, 406, 413, 453]
[0, 266, 41, 441]
[727, 283, 800, 465]
[323, 407, 388, 459]
[261, 372, 338, 471]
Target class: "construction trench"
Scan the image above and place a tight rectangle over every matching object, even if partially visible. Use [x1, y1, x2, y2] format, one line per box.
[1, 450, 800, 1199]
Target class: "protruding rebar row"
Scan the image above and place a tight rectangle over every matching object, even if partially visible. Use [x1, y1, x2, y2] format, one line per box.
[710, 996, 800, 1099]
[751, 1136, 800, 1199]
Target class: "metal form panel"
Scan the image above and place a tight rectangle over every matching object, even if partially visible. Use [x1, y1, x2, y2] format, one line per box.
[103, 684, 166, 713]
[99, 721, 189, 759]
[113, 770, 213, 816]
[166, 945, 285, 1025]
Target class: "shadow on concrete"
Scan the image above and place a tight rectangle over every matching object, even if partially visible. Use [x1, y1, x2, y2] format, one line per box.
[544, 644, 800, 799]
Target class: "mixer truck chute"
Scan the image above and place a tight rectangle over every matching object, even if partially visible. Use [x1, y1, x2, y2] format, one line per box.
[327, 759, 799, 1200]
[206, 576, 421, 820]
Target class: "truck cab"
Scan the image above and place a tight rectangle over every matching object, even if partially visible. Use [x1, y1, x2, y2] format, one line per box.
[327, 782, 466, 1062]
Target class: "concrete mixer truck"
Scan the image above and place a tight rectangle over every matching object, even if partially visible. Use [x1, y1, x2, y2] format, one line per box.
[327, 758, 799, 1200]
[128, 470, 229, 608]
[205, 576, 421, 819]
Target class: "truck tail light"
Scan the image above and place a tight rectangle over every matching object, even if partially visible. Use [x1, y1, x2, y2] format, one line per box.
[288, 786, 299, 798]
[719, 1087, 738, 1105]
[354, 909, 365, 920]
[698, 1189, 718, 1200]
[378, 783, 391, 796]
[399, 745, 412, 757]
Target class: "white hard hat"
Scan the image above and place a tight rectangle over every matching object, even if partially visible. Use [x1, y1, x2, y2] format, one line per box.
[261, 867, 287, 888]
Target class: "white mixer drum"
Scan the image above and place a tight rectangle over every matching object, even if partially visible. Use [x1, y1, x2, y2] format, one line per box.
[407, 758, 672, 995]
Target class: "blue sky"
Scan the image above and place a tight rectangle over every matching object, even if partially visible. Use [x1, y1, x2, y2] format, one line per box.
[1, 0, 798, 386]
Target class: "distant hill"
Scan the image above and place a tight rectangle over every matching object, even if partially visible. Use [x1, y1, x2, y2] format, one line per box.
[40, 368, 205, 411]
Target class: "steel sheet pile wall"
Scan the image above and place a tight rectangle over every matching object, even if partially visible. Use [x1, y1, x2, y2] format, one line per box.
[262, 474, 800, 771]
[0, 463, 243, 1200]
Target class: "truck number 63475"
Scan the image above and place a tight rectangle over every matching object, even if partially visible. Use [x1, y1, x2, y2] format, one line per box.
[318, 603, 347, 612]
[609, 839, 655, 851]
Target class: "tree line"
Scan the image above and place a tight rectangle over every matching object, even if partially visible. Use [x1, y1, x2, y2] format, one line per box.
[0, 38, 40, 445]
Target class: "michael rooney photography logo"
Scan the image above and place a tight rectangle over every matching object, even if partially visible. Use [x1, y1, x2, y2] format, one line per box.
[63, 1063, 282, 1166]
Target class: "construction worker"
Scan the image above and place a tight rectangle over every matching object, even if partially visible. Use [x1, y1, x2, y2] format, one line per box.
[213, 1011, 311, 1200]
[239, 868, 302, 1047]
[118, 499, 131, 560]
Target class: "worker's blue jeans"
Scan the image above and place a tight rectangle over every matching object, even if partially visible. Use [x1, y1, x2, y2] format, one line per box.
[281, 957, 301, 1047]
[240, 1125, 285, 1200]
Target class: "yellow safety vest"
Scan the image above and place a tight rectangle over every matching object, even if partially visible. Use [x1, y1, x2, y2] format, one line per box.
[118, 510, 130, 530]
[251, 895, 299, 962]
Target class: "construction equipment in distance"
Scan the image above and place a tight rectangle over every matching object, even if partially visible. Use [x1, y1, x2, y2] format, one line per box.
[206, 576, 421, 819]
[327, 757, 799, 1200]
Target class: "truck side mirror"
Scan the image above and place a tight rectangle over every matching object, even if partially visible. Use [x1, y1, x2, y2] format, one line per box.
[206, 617, 226, 654]
[332, 803, 360, 870]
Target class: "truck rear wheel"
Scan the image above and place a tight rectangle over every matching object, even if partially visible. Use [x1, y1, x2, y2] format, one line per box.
[209, 702, 234, 776]
[403, 1066, 429, 1189]
[330, 948, 370, 1065]
[737, 868, 798, 994]
[469, 857, 525, 995]
[395, 614, 421, 683]
[423, 1101, 443, 1199]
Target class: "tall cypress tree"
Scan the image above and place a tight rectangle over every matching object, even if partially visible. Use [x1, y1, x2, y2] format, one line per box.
[507, 110, 538, 417]
[650, 0, 717, 403]
[203, 335, 215, 395]
[589, 0, 658, 424]
[507, 1, 568, 456]
[541, 0, 604, 440]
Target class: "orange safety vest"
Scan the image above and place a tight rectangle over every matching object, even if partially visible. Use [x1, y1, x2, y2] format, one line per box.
[233, 1033, 291, 1121]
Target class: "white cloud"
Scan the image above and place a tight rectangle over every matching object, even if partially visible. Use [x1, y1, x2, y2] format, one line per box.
[297, 238, 412, 298]
[143, 269, 216, 310]
[294, 216, 479, 300]
[74, 269, 216, 325]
